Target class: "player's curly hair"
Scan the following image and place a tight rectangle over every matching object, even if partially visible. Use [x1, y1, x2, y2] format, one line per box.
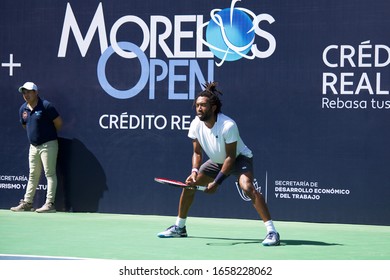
[194, 81, 223, 114]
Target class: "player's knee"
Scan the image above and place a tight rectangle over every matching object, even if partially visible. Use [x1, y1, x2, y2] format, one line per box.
[239, 181, 254, 196]
[238, 176, 251, 189]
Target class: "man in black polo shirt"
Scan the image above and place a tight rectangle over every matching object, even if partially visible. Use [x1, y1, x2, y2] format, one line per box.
[11, 82, 63, 213]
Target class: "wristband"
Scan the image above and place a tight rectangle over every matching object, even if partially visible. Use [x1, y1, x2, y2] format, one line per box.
[214, 171, 227, 185]
[191, 168, 199, 174]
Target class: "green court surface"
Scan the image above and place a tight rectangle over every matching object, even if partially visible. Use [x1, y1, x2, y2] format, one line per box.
[0, 210, 389, 260]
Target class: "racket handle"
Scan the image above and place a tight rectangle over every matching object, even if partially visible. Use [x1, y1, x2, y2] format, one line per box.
[184, 185, 207, 191]
[195, 186, 207, 191]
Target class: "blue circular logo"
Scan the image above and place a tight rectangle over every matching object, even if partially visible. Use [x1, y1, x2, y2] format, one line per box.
[206, 8, 255, 62]
[97, 42, 149, 99]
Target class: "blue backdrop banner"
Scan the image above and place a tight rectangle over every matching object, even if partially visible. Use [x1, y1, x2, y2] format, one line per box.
[1, 0, 389, 225]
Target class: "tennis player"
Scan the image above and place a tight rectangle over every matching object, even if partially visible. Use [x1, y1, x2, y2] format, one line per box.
[158, 82, 280, 246]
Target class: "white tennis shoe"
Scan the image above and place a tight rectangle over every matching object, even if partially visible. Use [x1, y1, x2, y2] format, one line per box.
[157, 225, 188, 238]
[262, 231, 280, 246]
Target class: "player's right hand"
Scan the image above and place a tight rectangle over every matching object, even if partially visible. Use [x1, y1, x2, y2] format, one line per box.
[185, 173, 197, 186]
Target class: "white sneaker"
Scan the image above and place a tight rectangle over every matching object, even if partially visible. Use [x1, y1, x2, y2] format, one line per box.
[262, 231, 280, 246]
[157, 225, 187, 238]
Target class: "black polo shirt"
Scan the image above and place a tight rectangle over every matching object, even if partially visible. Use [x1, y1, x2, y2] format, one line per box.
[19, 97, 59, 146]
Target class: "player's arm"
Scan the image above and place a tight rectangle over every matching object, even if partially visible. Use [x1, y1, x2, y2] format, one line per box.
[220, 141, 237, 176]
[206, 141, 237, 193]
[191, 139, 203, 170]
[185, 139, 202, 185]
[53, 116, 63, 131]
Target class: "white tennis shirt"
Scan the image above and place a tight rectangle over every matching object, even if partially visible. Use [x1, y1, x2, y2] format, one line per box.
[188, 113, 253, 164]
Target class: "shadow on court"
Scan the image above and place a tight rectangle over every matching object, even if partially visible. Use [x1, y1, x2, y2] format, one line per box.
[190, 236, 261, 246]
[190, 236, 341, 247]
[280, 240, 342, 246]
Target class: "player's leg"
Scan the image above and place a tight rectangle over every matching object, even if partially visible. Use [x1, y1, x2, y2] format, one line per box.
[237, 172, 280, 246]
[234, 156, 280, 246]
[178, 172, 214, 218]
[157, 162, 217, 238]
[157, 187, 198, 237]
[237, 172, 271, 221]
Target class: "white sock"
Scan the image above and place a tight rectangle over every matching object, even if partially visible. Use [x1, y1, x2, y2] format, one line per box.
[175, 217, 187, 228]
[264, 220, 276, 233]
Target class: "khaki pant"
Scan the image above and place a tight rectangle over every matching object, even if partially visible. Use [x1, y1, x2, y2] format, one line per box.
[24, 140, 58, 204]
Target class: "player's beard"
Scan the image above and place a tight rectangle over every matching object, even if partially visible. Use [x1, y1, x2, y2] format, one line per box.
[198, 109, 213, 122]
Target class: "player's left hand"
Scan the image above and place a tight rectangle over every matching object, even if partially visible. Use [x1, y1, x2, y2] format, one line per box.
[205, 181, 219, 194]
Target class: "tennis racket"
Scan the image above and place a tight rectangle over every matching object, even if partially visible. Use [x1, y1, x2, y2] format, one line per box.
[154, 177, 207, 191]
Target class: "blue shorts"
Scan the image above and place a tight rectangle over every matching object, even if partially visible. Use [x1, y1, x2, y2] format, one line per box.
[199, 155, 254, 179]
